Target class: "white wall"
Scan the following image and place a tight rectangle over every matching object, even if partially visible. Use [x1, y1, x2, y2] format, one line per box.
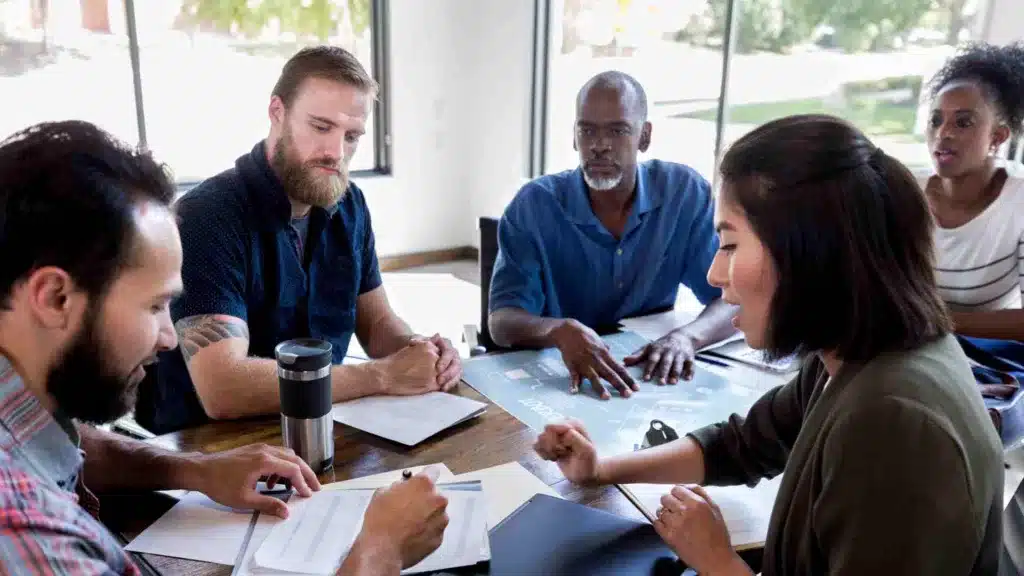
[977, 0, 1024, 45]
[354, 0, 535, 256]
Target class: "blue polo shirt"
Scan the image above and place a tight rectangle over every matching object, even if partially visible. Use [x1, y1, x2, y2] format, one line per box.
[137, 141, 382, 433]
[489, 160, 720, 330]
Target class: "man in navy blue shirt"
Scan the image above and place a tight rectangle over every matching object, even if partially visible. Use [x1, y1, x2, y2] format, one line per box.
[489, 72, 736, 400]
[137, 47, 461, 432]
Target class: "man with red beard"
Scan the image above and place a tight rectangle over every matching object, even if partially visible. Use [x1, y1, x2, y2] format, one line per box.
[0, 121, 450, 575]
[137, 47, 462, 433]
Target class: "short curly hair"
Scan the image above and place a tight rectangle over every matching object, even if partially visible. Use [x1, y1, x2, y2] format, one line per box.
[0, 121, 175, 307]
[927, 42, 1024, 138]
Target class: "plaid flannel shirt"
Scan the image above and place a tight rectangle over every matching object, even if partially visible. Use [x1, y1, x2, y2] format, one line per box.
[0, 356, 139, 575]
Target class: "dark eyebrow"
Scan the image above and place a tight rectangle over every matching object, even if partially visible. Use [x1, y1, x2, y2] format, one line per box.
[576, 120, 632, 130]
[932, 107, 978, 115]
[715, 222, 735, 234]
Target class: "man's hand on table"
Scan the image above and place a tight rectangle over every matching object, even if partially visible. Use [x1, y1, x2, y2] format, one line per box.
[183, 444, 321, 518]
[551, 319, 638, 400]
[624, 329, 698, 384]
[374, 336, 462, 396]
[413, 333, 463, 391]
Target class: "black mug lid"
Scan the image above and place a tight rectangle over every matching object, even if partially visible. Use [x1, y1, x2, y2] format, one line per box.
[275, 338, 332, 372]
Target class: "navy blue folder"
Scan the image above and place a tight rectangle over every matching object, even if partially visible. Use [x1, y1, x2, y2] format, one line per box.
[485, 493, 687, 575]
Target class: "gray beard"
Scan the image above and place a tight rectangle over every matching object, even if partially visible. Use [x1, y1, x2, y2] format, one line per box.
[583, 171, 623, 191]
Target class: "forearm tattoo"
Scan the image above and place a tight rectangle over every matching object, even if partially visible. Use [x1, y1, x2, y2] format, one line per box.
[175, 315, 250, 363]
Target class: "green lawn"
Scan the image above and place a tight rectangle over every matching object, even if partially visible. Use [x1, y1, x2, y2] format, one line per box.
[681, 97, 920, 137]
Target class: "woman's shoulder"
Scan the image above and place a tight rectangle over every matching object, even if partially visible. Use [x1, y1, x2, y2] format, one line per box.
[844, 336, 977, 407]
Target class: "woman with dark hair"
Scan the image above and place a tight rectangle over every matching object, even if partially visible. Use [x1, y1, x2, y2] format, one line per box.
[924, 42, 1024, 340]
[534, 115, 1003, 575]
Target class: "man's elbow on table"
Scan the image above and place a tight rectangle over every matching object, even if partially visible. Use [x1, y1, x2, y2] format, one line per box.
[487, 309, 516, 349]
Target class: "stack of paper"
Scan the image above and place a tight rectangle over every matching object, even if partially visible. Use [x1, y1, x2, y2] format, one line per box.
[127, 462, 561, 574]
[445, 462, 561, 529]
[125, 492, 254, 565]
[331, 392, 487, 446]
[241, 481, 489, 575]
[126, 465, 453, 566]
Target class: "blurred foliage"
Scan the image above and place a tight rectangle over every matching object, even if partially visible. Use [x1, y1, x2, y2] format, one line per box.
[178, 0, 371, 41]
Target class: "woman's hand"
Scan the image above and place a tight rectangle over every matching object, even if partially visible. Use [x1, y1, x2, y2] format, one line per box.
[533, 420, 603, 485]
[654, 484, 751, 575]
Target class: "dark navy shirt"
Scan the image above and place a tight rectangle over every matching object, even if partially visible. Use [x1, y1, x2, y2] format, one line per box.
[489, 160, 720, 330]
[137, 142, 382, 433]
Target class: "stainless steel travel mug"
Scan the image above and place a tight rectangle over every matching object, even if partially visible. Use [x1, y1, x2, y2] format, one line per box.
[275, 338, 334, 474]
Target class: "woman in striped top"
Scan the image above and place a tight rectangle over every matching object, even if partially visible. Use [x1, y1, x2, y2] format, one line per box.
[924, 43, 1024, 342]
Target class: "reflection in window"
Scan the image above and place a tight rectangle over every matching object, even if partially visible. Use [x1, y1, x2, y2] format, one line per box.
[136, 0, 377, 182]
[0, 0, 138, 145]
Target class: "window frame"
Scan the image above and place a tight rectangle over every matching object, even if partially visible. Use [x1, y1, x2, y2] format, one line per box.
[535, 0, 994, 182]
[121, 0, 393, 189]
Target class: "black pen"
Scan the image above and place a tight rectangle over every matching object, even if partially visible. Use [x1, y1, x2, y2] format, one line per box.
[694, 354, 730, 369]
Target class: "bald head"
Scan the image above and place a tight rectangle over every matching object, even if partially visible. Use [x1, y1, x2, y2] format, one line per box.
[573, 71, 652, 194]
[576, 71, 648, 124]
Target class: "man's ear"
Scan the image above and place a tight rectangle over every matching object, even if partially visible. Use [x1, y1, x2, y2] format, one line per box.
[638, 121, 652, 153]
[22, 267, 80, 330]
[268, 96, 286, 127]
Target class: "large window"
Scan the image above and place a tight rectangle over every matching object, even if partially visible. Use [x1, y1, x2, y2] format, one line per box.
[0, 0, 140, 146]
[545, 0, 725, 180]
[0, 0, 390, 183]
[544, 0, 987, 180]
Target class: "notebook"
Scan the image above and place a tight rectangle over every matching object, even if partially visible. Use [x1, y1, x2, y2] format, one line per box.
[487, 494, 690, 575]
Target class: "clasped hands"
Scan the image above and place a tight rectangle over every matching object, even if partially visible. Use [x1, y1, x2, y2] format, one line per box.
[376, 333, 463, 395]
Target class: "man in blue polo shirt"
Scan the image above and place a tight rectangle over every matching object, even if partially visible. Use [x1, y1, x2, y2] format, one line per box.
[488, 71, 736, 400]
[136, 46, 461, 433]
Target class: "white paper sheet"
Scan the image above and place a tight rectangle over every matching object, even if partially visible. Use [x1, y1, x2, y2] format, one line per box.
[125, 492, 255, 565]
[621, 475, 782, 548]
[250, 482, 489, 575]
[448, 461, 561, 529]
[129, 465, 453, 568]
[233, 464, 454, 576]
[253, 490, 373, 574]
[322, 463, 454, 491]
[331, 392, 487, 446]
[401, 484, 490, 575]
[619, 309, 699, 342]
[701, 338, 800, 374]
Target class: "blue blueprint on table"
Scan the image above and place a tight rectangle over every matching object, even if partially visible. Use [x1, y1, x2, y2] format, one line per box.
[461, 331, 773, 457]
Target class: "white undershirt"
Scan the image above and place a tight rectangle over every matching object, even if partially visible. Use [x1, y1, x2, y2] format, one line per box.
[925, 160, 1024, 312]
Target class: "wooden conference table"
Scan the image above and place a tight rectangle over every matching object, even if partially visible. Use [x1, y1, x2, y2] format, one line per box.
[104, 383, 653, 576]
